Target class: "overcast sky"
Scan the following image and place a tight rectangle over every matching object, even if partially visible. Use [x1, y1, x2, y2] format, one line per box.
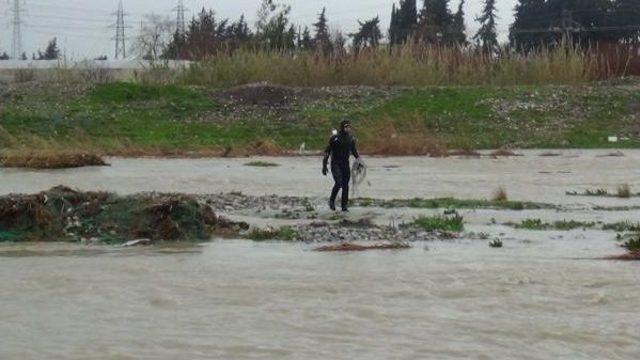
[0, 0, 518, 59]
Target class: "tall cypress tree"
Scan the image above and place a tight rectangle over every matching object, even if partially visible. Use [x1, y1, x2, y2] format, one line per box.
[313, 7, 332, 52]
[390, 1, 418, 45]
[389, 3, 399, 45]
[451, 0, 467, 45]
[474, 0, 498, 52]
[417, 0, 453, 44]
[399, 0, 418, 42]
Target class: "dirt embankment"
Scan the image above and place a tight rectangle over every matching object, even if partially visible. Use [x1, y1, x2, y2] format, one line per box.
[0, 186, 247, 243]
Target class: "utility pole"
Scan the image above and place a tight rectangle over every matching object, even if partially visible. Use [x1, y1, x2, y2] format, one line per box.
[111, 0, 128, 59]
[9, 0, 25, 60]
[173, 0, 187, 36]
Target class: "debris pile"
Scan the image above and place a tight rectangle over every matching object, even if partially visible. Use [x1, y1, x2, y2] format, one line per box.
[0, 186, 247, 243]
[218, 82, 297, 107]
[0, 152, 108, 169]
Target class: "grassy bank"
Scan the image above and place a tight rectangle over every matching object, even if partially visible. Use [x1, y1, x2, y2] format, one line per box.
[1, 79, 640, 158]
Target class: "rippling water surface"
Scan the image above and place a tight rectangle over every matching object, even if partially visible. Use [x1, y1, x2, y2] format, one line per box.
[1, 239, 638, 359]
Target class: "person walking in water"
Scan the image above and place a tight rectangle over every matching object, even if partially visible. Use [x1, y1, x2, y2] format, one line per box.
[322, 120, 360, 211]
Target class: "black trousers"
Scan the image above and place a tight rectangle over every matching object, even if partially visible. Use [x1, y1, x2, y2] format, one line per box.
[330, 162, 351, 209]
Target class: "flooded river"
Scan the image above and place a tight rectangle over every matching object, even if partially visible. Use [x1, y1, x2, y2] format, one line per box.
[1, 151, 640, 359]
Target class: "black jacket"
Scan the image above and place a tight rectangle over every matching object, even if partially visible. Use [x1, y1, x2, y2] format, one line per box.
[323, 131, 359, 168]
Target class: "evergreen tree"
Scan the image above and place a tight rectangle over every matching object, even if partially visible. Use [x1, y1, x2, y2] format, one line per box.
[255, 0, 297, 50]
[509, 0, 547, 50]
[228, 15, 252, 43]
[417, 0, 453, 44]
[510, 0, 617, 50]
[451, 0, 467, 45]
[389, 3, 400, 45]
[399, 0, 418, 41]
[613, 0, 640, 44]
[313, 7, 332, 52]
[299, 26, 313, 50]
[164, 9, 254, 59]
[37, 38, 60, 60]
[332, 30, 348, 56]
[474, 0, 498, 52]
[390, 0, 418, 45]
[350, 16, 383, 50]
[0, 52, 9, 60]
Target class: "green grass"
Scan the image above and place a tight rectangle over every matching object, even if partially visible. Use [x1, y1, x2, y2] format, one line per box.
[514, 218, 596, 230]
[407, 213, 464, 232]
[247, 226, 299, 241]
[603, 221, 640, 232]
[353, 197, 553, 210]
[619, 234, 640, 252]
[2, 80, 640, 155]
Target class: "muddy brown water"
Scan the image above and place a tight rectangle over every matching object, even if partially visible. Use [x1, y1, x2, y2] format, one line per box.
[1, 150, 640, 359]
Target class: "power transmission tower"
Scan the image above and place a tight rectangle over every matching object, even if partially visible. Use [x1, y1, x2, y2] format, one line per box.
[111, 0, 128, 59]
[9, 0, 25, 59]
[173, 0, 187, 36]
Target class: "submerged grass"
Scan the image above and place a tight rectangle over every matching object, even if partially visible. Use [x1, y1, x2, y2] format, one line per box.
[617, 184, 632, 198]
[407, 212, 464, 232]
[244, 161, 280, 167]
[621, 235, 640, 252]
[603, 221, 640, 232]
[247, 226, 298, 241]
[492, 186, 509, 202]
[353, 197, 553, 210]
[514, 218, 596, 230]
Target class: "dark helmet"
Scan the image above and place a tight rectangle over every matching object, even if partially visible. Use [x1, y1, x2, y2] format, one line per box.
[339, 119, 352, 131]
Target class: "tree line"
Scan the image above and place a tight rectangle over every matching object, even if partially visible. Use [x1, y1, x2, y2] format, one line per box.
[2, 0, 639, 60]
[154, 0, 640, 60]
[0, 38, 61, 61]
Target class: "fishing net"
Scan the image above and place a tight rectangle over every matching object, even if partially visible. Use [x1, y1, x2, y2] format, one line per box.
[351, 158, 368, 194]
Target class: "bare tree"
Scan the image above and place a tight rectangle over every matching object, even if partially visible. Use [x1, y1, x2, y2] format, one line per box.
[133, 14, 174, 61]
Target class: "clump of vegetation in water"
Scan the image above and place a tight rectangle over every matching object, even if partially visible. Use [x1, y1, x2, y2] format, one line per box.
[352, 197, 553, 211]
[566, 188, 609, 196]
[514, 218, 595, 230]
[566, 187, 637, 198]
[247, 226, 298, 241]
[603, 221, 640, 232]
[492, 186, 508, 202]
[407, 212, 464, 232]
[617, 184, 631, 198]
[0, 186, 245, 243]
[619, 234, 640, 252]
[244, 161, 280, 167]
